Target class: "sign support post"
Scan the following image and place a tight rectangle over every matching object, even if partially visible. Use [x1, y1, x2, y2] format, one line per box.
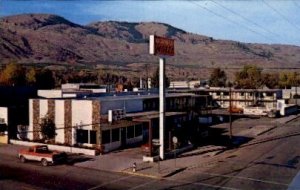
[149, 35, 174, 160]
[159, 57, 166, 160]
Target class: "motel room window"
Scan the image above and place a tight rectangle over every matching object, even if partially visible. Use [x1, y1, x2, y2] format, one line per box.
[77, 129, 88, 144]
[112, 128, 120, 142]
[102, 130, 111, 144]
[90, 130, 97, 144]
[135, 124, 142, 137]
[127, 126, 134, 139]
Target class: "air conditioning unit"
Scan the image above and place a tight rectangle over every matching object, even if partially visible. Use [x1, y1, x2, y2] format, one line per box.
[108, 109, 126, 123]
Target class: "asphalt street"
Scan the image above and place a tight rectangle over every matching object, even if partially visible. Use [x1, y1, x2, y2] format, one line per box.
[1, 117, 300, 190]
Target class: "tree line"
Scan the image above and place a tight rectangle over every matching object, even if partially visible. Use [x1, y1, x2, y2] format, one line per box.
[0, 63, 165, 89]
[209, 65, 300, 89]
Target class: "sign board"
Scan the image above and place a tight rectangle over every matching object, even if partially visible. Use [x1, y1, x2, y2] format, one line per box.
[149, 35, 175, 56]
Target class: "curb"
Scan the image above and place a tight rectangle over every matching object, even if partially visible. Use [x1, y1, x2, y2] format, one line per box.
[285, 114, 300, 124]
[121, 170, 162, 179]
[257, 126, 277, 136]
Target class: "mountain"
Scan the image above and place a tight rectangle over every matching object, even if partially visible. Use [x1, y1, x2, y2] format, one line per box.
[1, 14, 300, 79]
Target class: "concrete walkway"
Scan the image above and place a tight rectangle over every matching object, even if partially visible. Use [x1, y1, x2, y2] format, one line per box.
[74, 147, 144, 172]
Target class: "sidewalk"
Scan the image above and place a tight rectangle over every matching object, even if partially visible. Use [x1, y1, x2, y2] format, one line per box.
[121, 146, 225, 179]
[74, 147, 144, 172]
[73, 144, 225, 179]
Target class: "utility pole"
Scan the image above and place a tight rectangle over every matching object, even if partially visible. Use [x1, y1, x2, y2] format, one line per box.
[229, 82, 233, 140]
[146, 64, 149, 91]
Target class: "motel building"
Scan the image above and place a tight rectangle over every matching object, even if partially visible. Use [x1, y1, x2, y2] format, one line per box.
[26, 93, 210, 153]
[171, 88, 283, 110]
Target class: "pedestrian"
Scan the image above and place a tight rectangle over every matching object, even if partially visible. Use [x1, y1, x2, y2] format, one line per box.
[132, 162, 136, 172]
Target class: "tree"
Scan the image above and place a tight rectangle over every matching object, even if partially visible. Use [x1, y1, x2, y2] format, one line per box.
[26, 67, 36, 85]
[261, 73, 279, 89]
[209, 68, 227, 87]
[278, 72, 300, 89]
[40, 114, 56, 140]
[151, 67, 170, 88]
[36, 69, 55, 89]
[235, 65, 262, 89]
[0, 63, 25, 86]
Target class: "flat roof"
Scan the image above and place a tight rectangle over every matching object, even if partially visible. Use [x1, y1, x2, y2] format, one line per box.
[32, 92, 199, 101]
[127, 111, 187, 121]
[100, 111, 187, 130]
[87, 93, 197, 102]
[170, 88, 282, 93]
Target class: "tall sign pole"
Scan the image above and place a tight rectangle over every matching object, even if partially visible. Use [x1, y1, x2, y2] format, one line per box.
[149, 35, 175, 160]
[159, 57, 166, 160]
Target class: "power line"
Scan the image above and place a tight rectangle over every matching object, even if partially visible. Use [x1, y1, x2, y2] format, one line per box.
[209, 0, 285, 43]
[262, 0, 300, 32]
[187, 0, 276, 43]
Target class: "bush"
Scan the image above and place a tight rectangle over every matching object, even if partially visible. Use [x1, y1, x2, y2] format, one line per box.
[40, 115, 56, 140]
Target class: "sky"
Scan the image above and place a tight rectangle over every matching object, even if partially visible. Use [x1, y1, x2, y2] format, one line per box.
[1, 0, 300, 46]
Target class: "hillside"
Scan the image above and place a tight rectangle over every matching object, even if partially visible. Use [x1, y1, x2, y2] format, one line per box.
[1, 14, 300, 79]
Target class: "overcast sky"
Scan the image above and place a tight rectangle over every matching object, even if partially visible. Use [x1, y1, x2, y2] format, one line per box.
[1, 0, 300, 46]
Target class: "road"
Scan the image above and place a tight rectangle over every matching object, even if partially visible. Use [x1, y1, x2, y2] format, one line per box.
[1, 117, 300, 189]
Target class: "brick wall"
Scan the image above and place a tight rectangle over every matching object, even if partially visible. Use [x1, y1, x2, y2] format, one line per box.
[47, 99, 55, 121]
[32, 99, 40, 140]
[64, 100, 72, 145]
[92, 100, 101, 145]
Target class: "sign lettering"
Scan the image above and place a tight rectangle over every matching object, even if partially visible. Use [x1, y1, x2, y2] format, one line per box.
[149, 35, 175, 56]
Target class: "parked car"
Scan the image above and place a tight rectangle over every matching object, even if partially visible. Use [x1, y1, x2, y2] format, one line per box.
[18, 145, 67, 166]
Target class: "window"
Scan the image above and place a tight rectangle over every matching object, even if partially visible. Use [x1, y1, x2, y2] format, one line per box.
[77, 129, 88, 144]
[90, 130, 97, 144]
[112, 128, 120, 142]
[127, 126, 134, 139]
[102, 130, 110, 144]
[0, 124, 7, 132]
[36, 146, 49, 153]
[135, 125, 142, 137]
